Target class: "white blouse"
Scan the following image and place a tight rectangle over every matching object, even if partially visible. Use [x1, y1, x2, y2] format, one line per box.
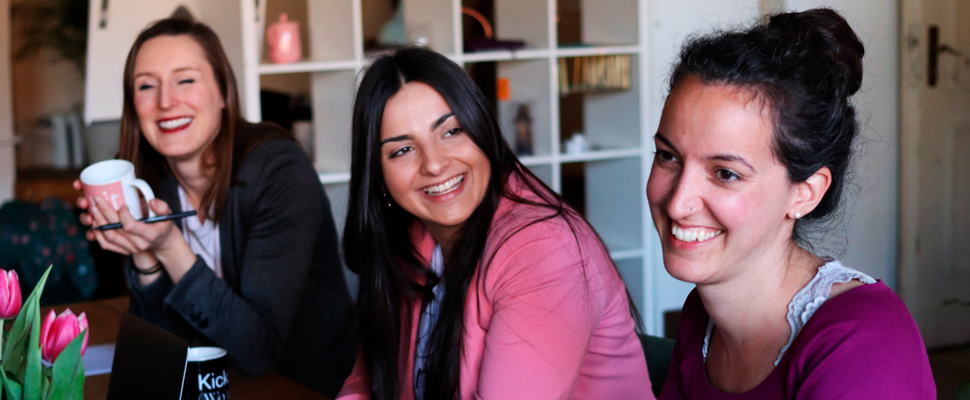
[177, 186, 222, 278]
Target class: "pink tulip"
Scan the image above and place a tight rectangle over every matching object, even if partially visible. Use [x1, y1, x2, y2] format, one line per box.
[40, 309, 88, 363]
[0, 270, 22, 319]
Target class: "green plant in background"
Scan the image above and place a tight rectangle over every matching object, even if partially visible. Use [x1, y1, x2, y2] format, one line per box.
[10, 0, 89, 72]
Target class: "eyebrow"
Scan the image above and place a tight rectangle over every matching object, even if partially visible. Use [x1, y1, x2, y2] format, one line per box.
[132, 67, 201, 80]
[709, 154, 756, 173]
[380, 112, 456, 147]
[380, 134, 411, 147]
[432, 112, 455, 130]
[654, 133, 676, 152]
[653, 133, 757, 173]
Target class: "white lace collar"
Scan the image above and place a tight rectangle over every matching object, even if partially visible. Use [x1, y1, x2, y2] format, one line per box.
[702, 259, 876, 366]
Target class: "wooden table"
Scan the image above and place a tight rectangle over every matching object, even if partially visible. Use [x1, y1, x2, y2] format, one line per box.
[42, 297, 330, 400]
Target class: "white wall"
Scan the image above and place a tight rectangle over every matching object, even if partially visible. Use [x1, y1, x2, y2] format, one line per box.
[787, 0, 900, 289]
[646, 0, 900, 328]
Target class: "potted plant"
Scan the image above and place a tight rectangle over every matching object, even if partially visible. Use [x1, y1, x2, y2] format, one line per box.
[10, 0, 88, 72]
[0, 267, 87, 399]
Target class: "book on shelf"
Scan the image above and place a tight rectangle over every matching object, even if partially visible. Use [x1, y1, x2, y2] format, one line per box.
[558, 54, 631, 95]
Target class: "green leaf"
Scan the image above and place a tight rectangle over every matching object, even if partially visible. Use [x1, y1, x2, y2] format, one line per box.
[40, 372, 49, 400]
[48, 330, 85, 400]
[23, 268, 52, 400]
[957, 381, 970, 400]
[2, 370, 24, 400]
[4, 266, 51, 389]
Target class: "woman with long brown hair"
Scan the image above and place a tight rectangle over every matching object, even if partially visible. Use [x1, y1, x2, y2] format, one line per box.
[75, 18, 356, 396]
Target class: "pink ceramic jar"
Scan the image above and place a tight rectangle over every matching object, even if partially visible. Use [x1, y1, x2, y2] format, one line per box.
[267, 13, 301, 64]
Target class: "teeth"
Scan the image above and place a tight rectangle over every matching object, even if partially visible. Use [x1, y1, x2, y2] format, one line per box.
[423, 175, 463, 196]
[159, 117, 192, 130]
[671, 225, 722, 243]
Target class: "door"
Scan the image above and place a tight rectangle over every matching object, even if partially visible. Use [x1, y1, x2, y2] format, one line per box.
[900, 0, 970, 347]
[0, 0, 15, 203]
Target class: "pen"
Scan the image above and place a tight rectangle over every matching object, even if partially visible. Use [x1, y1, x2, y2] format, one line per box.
[93, 211, 198, 231]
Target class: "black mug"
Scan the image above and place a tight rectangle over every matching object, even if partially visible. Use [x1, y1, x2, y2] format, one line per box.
[181, 347, 230, 400]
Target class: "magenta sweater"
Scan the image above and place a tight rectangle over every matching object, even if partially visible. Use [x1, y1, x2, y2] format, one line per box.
[660, 282, 936, 399]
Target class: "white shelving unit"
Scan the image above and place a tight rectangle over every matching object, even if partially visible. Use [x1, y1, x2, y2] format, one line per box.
[229, 0, 660, 335]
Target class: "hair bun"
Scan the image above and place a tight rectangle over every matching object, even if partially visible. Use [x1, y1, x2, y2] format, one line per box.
[767, 8, 865, 98]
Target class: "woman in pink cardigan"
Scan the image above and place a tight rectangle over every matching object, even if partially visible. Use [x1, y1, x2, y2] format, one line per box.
[338, 47, 651, 399]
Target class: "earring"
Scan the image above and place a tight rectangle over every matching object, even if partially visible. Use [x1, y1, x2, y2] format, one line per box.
[794, 212, 802, 219]
[382, 192, 392, 208]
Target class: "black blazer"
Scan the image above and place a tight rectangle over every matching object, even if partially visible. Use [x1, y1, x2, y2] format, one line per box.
[126, 133, 356, 396]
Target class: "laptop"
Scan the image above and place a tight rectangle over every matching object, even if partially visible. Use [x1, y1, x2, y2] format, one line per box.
[106, 313, 189, 400]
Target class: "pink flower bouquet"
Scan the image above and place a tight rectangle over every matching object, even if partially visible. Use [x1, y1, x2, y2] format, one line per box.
[0, 267, 87, 400]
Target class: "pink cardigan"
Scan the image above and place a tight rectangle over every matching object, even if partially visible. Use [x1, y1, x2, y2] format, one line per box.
[337, 175, 652, 399]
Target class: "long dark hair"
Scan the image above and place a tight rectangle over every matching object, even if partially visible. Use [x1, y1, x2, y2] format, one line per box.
[669, 8, 865, 244]
[119, 18, 287, 221]
[345, 47, 640, 399]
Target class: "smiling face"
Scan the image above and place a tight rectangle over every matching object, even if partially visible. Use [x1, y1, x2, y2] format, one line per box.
[131, 35, 225, 163]
[380, 82, 492, 245]
[647, 76, 800, 285]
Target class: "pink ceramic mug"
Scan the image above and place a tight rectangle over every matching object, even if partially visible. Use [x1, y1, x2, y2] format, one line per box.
[266, 13, 301, 64]
[80, 160, 156, 220]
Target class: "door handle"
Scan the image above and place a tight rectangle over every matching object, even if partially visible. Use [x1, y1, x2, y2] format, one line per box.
[928, 25, 969, 87]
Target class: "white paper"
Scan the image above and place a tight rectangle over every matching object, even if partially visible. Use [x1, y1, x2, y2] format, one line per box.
[82, 343, 116, 376]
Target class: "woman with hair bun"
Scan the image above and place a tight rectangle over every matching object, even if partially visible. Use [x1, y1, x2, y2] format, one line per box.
[648, 8, 935, 399]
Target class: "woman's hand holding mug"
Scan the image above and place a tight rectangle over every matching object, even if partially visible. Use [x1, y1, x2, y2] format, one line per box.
[76, 160, 197, 284]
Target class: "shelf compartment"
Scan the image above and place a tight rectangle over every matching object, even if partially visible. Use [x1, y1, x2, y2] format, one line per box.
[258, 72, 316, 162]
[311, 70, 357, 174]
[560, 157, 642, 254]
[465, 59, 554, 158]
[306, 0, 359, 62]
[556, 0, 639, 48]
[260, 0, 358, 65]
[558, 54, 640, 152]
[485, 0, 551, 51]
[403, 0, 458, 54]
[498, 59, 554, 158]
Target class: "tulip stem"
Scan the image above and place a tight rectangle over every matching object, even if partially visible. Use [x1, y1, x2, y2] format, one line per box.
[0, 318, 5, 363]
